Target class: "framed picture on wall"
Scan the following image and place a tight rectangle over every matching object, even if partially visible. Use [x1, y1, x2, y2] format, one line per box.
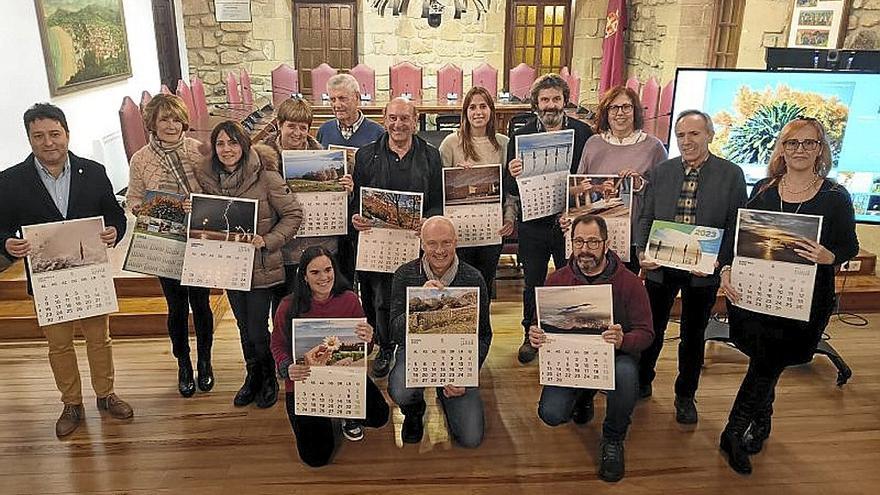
[34, 0, 132, 96]
[787, 0, 852, 49]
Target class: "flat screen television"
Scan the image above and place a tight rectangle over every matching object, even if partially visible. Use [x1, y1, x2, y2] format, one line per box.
[669, 68, 880, 223]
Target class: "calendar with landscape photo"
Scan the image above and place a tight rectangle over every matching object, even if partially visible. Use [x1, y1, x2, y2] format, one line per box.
[282, 149, 346, 193]
[292, 319, 367, 368]
[407, 287, 479, 335]
[735, 209, 823, 265]
[443, 165, 502, 206]
[646, 221, 723, 274]
[187, 194, 258, 243]
[133, 191, 187, 242]
[536, 285, 613, 335]
[360, 187, 423, 230]
[23, 217, 108, 274]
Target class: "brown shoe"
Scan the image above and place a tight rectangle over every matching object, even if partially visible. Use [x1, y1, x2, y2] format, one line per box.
[55, 404, 85, 438]
[96, 393, 134, 419]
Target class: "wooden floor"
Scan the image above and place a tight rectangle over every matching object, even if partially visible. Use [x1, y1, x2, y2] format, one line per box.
[1, 280, 879, 494]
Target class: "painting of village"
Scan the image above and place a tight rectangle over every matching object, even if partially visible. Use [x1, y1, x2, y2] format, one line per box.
[443, 165, 502, 206]
[282, 150, 346, 193]
[35, 0, 132, 95]
[536, 285, 613, 335]
[736, 209, 822, 265]
[133, 191, 187, 242]
[361, 187, 423, 230]
[22, 217, 108, 274]
[188, 194, 257, 243]
[407, 287, 479, 335]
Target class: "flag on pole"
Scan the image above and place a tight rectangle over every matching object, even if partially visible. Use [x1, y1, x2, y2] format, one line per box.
[599, 0, 628, 96]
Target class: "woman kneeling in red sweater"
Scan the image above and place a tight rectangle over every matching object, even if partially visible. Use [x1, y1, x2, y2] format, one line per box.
[271, 246, 389, 467]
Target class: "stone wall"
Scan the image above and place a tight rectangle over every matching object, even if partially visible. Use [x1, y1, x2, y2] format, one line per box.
[571, 0, 608, 105]
[359, 2, 506, 101]
[845, 0, 880, 49]
[624, 0, 714, 86]
[181, 0, 292, 101]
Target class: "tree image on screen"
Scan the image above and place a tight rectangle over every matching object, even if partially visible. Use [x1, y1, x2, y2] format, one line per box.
[711, 85, 849, 167]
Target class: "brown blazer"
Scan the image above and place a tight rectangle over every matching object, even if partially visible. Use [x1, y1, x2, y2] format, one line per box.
[194, 143, 303, 289]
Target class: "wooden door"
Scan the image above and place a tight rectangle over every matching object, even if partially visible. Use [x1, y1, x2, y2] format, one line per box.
[151, 0, 182, 89]
[293, 1, 358, 98]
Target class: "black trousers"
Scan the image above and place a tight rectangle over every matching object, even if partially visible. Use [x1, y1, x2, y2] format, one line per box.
[638, 270, 719, 398]
[358, 271, 394, 348]
[158, 277, 214, 362]
[285, 378, 390, 467]
[227, 288, 274, 363]
[727, 357, 784, 432]
[457, 244, 503, 299]
[337, 236, 358, 290]
[518, 220, 567, 334]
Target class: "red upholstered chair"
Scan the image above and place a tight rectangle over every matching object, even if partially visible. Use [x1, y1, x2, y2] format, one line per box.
[310, 63, 338, 103]
[226, 72, 241, 105]
[641, 77, 661, 137]
[190, 76, 209, 124]
[657, 80, 675, 144]
[390, 61, 423, 99]
[508, 63, 536, 101]
[566, 69, 581, 106]
[139, 91, 152, 112]
[119, 96, 147, 161]
[240, 69, 254, 106]
[350, 63, 376, 100]
[176, 79, 197, 124]
[160, 84, 172, 95]
[471, 62, 498, 97]
[625, 76, 641, 95]
[437, 63, 463, 99]
[271, 64, 299, 108]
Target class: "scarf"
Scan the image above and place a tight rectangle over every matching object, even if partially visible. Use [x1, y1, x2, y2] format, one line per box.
[601, 129, 647, 146]
[422, 254, 460, 287]
[149, 134, 193, 194]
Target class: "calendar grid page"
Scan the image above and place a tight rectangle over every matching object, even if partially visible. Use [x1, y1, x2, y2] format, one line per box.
[293, 318, 367, 419]
[123, 190, 187, 279]
[282, 149, 349, 238]
[406, 287, 480, 388]
[443, 164, 503, 247]
[22, 216, 119, 327]
[356, 187, 424, 273]
[515, 130, 575, 222]
[564, 175, 633, 261]
[730, 209, 823, 322]
[181, 193, 258, 291]
[536, 285, 616, 390]
[644, 220, 722, 274]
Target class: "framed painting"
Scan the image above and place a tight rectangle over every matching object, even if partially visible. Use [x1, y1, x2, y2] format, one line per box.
[787, 0, 851, 49]
[34, 0, 132, 96]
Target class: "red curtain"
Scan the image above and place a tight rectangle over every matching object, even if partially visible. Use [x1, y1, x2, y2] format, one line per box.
[599, 0, 628, 96]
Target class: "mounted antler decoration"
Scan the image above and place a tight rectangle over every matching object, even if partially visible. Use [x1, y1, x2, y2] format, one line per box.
[371, 0, 491, 27]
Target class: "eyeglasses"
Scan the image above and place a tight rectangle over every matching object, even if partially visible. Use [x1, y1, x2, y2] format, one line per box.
[608, 103, 634, 115]
[572, 237, 606, 249]
[782, 139, 821, 152]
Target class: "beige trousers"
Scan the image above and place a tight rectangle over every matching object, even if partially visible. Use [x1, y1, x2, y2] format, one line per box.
[42, 315, 115, 405]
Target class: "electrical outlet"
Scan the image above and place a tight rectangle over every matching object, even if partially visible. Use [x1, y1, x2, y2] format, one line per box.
[842, 260, 862, 272]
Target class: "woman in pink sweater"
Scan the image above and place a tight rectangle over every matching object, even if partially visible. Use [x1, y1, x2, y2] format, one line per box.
[271, 246, 389, 467]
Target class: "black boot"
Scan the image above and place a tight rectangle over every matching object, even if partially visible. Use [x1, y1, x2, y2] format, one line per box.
[720, 428, 752, 475]
[255, 358, 279, 409]
[233, 360, 261, 407]
[400, 401, 426, 444]
[197, 356, 214, 392]
[742, 415, 771, 454]
[178, 358, 196, 398]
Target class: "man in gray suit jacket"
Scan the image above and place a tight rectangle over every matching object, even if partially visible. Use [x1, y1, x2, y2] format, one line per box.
[635, 110, 747, 424]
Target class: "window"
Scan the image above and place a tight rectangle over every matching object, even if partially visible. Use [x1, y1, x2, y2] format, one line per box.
[504, 1, 572, 85]
[707, 0, 746, 68]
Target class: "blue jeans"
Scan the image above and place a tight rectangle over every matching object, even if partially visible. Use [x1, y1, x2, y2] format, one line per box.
[538, 353, 639, 442]
[388, 348, 485, 448]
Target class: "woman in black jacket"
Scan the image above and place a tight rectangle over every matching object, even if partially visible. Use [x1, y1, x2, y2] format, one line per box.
[718, 117, 859, 474]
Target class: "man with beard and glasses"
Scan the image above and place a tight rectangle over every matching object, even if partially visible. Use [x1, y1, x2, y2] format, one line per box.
[503, 73, 593, 365]
[527, 214, 653, 482]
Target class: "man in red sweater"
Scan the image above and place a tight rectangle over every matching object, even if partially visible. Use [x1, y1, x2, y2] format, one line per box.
[528, 214, 653, 482]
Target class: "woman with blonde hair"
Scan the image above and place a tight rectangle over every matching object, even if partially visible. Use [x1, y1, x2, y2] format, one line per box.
[438, 86, 515, 297]
[127, 94, 214, 398]
[718, 117, 858, 474]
